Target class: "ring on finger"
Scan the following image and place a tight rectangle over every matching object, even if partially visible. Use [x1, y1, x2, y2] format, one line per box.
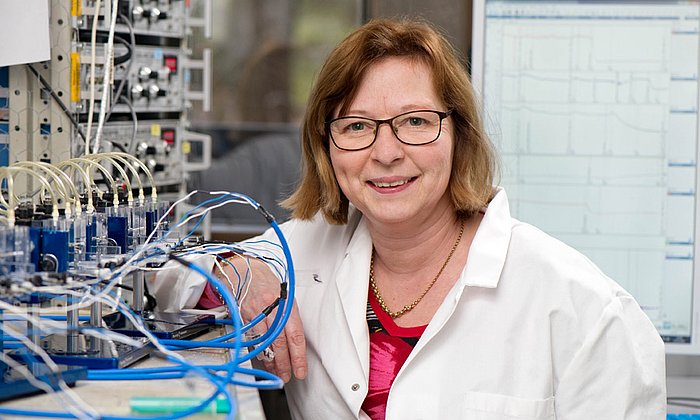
[257, 344, 275, 362]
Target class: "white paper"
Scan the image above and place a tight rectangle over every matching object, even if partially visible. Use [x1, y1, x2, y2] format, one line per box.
[0, 0, 50, 67]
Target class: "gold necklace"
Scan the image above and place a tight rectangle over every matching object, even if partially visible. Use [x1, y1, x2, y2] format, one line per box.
[369, 219, 465, 319]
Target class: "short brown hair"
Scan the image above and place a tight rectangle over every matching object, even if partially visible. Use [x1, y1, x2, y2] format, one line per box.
[282, 18, 497, 224]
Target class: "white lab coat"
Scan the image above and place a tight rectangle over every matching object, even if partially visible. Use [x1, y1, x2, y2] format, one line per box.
[153, 188, 667, 419]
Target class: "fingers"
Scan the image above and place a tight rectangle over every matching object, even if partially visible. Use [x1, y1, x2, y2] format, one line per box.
[286, 301, 307, 380]
[267, 303, 307, 383]
[226, 257, 307, 384]
[270, 329, 293, 382]
[249, 301, 307, 384]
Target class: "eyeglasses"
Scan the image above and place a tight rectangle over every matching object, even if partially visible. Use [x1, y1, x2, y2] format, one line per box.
[326, 109, 452, 151]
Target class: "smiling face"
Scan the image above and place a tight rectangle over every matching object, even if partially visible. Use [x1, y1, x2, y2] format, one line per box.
[329, 56, 455, 228]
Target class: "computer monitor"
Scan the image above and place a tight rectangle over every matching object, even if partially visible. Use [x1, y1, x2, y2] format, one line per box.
[471, 0, 700, 354]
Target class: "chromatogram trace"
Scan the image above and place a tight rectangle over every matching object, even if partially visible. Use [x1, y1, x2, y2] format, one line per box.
[484, 4, 699, 340]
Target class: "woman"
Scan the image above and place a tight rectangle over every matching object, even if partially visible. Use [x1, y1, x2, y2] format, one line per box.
[158, 18, 666, 419]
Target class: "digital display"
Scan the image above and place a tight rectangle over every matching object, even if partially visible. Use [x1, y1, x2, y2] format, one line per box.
[472, 0, 700, 351]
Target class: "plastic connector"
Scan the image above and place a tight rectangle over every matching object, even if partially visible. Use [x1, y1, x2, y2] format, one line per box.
[280, 282, 288, 300]
[257, 205, 275, 224]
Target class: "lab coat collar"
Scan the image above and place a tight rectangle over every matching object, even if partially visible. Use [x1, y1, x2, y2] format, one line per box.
[459, 187, 512, 289]
[397, 188, 513, 385]
[333, 188, 514, 340]
[329, 190, 512, 385]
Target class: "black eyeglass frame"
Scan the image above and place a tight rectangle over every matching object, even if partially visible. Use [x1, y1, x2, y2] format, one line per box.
[325, 109, 453, 151]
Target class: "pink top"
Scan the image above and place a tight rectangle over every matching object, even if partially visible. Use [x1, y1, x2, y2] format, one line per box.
[196, 281, 224, 310]
[362, 291, 426, 420]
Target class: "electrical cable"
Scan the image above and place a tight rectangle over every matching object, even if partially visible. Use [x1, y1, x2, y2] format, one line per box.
[105, 13, 136, 125]
[157, 193, 295, 363]
[111, 35, 132, 66]
[0, 313, 100, 418]
[25, 64, 87, 144]
[0, 190, 294, 418]
[84, 0, 101, 154]
[120, 96, 139, 154]
[93, 0, 121, 154]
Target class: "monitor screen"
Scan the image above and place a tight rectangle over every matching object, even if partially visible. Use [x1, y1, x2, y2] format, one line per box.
[471, 0, 700, 353]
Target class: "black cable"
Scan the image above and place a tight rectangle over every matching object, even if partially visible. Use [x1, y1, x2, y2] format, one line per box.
[106, 14, 136, 121]
[112, 35, 133, 66]
[101, 281, 133, 291]
[108, 140, 128, 153]
[99, 278, 158, 311]
[26, 63, 87, 144]
[121, 96, 138, 154]
[85, 32, 133, 65]
[103, 14, 138, 154]
[142, 280, 157, 312]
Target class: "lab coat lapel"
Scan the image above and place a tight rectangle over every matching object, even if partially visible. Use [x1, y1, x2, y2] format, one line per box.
[335, 217, 372, 374]
[315, 217, 372, 413]
[401, 189, 512, 368]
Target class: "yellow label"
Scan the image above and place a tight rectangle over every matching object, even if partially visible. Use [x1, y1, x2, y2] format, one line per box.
[182, 141, 191, 154]
[70, 52, 80, 102]
[72, 0, 81, 16]
[150, 124, 161, 137]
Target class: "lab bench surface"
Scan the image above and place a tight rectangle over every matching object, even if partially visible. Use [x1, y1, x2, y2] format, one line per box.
[0, 326, 267, 419]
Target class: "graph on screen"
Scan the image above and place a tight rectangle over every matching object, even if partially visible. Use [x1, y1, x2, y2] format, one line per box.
[473, 1, 700, 347]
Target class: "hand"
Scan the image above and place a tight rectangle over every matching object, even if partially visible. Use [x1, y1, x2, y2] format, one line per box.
[215, 256, 307, 383]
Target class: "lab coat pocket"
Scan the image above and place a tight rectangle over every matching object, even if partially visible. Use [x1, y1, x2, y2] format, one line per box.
[450, 391, 555, 419]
